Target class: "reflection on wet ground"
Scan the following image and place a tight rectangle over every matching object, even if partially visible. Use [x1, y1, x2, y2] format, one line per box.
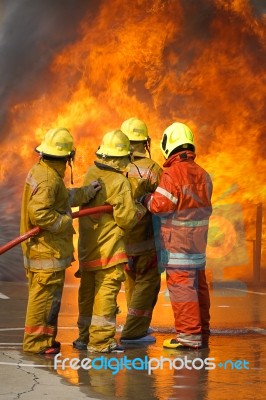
[19, 334, 266, 400]
[1, 278, 266, 400]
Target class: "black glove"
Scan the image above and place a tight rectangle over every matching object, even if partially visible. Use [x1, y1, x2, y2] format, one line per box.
[136, 194, 148, 205]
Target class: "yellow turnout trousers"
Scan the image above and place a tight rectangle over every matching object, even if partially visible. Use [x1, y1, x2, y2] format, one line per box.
[77, 264, 125, 352]
[121, 252, 161, 339]
[23, 269, 65, 353]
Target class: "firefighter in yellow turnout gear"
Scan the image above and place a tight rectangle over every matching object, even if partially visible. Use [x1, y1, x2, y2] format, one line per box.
[20, 128, 101, 354]
[74, 129, 146, 353]
[120, 118, 162, 343]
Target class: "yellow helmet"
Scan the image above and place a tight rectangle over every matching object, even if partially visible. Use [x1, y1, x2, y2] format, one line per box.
[160, 122, 195, 159]
[121, 117, 149, 142]
[96, 129, 130, 157]
[36, 128, 75, 158]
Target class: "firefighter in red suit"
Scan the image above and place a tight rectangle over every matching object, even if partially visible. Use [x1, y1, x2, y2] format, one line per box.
[144, 122, 213, 349]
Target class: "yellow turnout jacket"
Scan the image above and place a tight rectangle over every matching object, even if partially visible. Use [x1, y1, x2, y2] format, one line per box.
[20, 158, 92, 271]
[78, 162, 146, 270]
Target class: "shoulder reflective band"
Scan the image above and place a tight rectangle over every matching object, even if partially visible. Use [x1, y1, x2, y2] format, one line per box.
[156, 187, 178, 204]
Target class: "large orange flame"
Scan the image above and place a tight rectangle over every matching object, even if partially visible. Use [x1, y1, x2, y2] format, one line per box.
[0, 0, 265, 282]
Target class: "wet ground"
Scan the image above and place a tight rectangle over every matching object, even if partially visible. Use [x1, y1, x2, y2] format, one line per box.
[0, 275, 266, 400]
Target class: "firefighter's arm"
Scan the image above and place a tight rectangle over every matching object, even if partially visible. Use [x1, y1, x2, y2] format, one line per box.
[27, 183, 72, 233]
[144, 172, 178, 214]
[112, 188, 146, 231]
[68, 180, 101, 206]
[147, 162, 163, 191]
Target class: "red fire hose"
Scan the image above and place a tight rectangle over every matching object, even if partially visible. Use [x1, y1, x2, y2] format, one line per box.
[0, 205, 113, 256]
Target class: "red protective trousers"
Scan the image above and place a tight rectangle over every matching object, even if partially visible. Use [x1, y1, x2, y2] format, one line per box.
[166, 268, 210, 336]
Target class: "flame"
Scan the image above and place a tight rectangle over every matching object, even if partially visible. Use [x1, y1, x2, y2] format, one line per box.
[0, 0, 265, 282]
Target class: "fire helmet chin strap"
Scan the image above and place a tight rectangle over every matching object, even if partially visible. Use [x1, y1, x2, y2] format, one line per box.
[67, 149, 76, 185]
[145, 137, 151, 158]
[67, 158, 74, 184]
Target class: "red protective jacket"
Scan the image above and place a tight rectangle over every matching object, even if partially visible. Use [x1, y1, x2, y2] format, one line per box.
[146, 150, 213, 270]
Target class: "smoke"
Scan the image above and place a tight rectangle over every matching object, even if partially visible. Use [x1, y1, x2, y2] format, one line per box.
[0, 215, 25, 282]
[154, 0, 266, 147]
[0, 0, 102, 141]
[0, 0, 264, 143]
[251, 0, 266, 16]
[0, 0, 265, 281]
[0, 152, 26, 280]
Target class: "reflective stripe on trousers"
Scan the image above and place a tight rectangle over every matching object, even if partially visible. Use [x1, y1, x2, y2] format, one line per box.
[121, 252, 161, 339]
[23, 269, 65, 353]
[166, 268, 210, 336]
[77, 264, 125, 351]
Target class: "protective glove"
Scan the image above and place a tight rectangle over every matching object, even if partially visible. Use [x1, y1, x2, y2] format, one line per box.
[136, 194, 147, 205]
[136, 193, 152, 207]
[133, 178, 149, 200]
[84, 180, 102, 201]
[135, 202, 147, 220]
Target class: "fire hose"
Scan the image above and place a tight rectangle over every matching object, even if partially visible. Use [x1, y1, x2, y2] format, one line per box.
[0, 205, 113, 256]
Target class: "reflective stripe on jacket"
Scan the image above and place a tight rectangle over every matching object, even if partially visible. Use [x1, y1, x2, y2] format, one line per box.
[147, 151, 212, 270]
[20, 159, 91, 271]
[78, 163, 146, 270]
